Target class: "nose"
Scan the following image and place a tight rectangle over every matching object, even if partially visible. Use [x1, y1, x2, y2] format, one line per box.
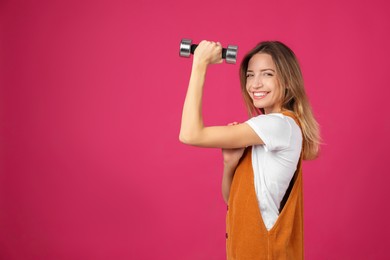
[251, 75, 263, 89]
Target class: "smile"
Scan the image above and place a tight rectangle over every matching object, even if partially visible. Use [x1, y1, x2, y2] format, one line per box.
[253, 91, 269, 100]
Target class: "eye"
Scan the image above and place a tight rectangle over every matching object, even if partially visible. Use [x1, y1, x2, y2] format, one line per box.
[246, 74, 254, 78]
[263, 72, 274, 77]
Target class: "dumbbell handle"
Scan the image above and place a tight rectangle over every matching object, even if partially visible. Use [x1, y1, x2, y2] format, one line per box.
[189, 44, 229, 59]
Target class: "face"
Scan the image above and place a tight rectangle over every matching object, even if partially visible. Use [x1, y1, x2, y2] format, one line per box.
[246, 53, 282, 114]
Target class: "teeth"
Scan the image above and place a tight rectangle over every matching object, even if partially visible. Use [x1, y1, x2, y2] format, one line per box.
[254, 92, 267, 97]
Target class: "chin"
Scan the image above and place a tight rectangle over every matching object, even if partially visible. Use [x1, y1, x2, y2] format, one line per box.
[253, 101, 267, 109]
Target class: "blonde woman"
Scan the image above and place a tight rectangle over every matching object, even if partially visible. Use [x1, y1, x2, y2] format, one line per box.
[180, 40, 320, 259]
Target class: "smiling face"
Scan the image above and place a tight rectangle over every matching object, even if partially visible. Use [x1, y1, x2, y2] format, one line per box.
[246, 53, 283, 114]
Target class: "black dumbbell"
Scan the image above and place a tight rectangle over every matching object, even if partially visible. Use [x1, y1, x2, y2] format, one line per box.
[179, 39, 238, 64]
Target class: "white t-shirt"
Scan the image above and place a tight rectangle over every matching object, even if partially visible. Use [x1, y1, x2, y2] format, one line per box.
[246, 113, 302, 230]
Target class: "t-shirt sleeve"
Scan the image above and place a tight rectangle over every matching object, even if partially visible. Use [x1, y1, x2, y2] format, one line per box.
[246, 114, 292, 151]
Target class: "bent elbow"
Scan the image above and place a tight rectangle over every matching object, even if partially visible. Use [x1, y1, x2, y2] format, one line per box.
[179, 132, 191, 145]
[179, 131, 198, 145]
[223, 194, 229, 205]
[179, 133, 188, 144]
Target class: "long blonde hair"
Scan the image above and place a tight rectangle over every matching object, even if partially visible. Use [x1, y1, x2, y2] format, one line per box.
[240, 41, 320, 160]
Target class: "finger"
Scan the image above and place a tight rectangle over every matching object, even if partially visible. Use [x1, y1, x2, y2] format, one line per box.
[199, 40, 210, 48]
[216, 43, 222, 51]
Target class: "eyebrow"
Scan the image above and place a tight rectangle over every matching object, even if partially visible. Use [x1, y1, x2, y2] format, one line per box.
[247, 68, 276, 72]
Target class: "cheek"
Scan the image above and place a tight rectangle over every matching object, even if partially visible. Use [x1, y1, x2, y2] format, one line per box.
[274, 87, 284, 102]
[271, 80, 281, 93]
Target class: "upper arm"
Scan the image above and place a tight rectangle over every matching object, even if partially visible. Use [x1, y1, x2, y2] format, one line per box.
[180, 123, 264, 149]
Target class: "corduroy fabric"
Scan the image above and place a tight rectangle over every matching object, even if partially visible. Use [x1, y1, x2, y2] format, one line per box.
[226, 112, 304, 260]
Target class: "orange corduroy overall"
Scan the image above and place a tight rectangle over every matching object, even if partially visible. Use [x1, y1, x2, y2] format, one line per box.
[226, 113, 304, 260]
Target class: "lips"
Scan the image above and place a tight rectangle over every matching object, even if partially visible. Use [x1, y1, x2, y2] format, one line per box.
[252, 91, 269, 100]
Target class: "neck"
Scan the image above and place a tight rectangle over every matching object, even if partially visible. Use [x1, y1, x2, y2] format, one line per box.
[264, 107, 283, 114]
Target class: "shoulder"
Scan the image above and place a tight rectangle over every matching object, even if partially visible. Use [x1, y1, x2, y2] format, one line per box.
[247, 113, 292, 130]
[281, 113, 302, 135]
[247, 113, 302, 151]
[247, 113, 302, 146]
[246, 113, 295, 150]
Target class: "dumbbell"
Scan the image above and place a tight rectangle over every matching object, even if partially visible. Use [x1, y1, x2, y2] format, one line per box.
[179, 39, 238, 64]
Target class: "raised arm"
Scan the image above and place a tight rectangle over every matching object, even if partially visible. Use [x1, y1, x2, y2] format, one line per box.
[179, 40, 264, 149]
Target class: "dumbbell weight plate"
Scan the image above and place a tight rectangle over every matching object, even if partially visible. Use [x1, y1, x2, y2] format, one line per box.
[225, 45, 238, 64]
[179, 39, 192, 58]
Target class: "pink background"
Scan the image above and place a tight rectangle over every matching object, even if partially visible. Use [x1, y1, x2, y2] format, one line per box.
[1, 0, 390, 259]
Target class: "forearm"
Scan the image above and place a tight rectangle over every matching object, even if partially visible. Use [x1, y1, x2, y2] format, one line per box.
[222, 164, 236, 204]
[179, 62, 208, 143]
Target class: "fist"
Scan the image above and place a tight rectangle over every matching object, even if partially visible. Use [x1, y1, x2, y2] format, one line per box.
[193, 40, 223, 66]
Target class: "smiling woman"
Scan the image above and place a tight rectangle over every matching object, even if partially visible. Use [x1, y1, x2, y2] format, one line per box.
[179, 40, 320, 259]
[239, 41, 320, 160]
[245, 53, 282, 114]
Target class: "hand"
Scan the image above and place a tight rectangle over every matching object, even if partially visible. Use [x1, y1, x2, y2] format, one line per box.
[193, 40, 223, 66]
[222, 122, 245, 169]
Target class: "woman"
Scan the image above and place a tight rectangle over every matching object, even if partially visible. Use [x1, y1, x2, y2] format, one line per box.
[179, 40, 320, 259]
